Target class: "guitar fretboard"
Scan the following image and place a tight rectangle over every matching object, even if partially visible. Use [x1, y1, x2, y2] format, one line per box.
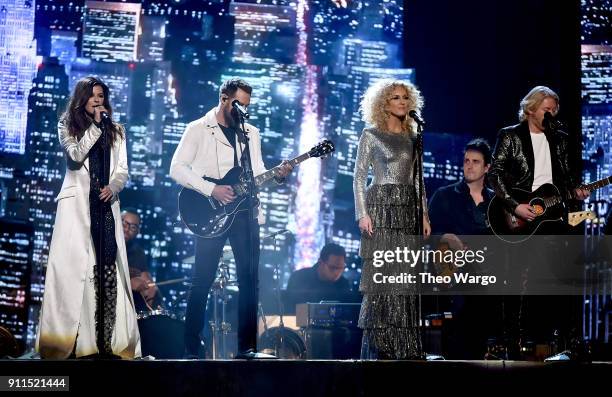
[584, 176, 612, 191]
[543, 196, 562, 208]
[254, 152, 311, 186]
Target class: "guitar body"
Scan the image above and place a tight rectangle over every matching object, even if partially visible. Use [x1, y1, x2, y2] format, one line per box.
[487, 183, 567, 243]
[177, 139, 335, 239]
[178, 167, 252, 239]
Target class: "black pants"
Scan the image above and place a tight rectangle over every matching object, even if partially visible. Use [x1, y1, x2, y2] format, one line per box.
[184, 212, 260, 356]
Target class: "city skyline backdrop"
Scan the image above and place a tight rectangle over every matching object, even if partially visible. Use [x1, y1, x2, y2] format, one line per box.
[0, 0, 609, 351]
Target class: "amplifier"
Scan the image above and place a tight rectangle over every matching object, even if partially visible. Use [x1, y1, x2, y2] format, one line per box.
[296, 302, 361, 328]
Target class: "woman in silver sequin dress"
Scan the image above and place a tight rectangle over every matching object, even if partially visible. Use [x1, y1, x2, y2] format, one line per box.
[353, 79, 431, 359]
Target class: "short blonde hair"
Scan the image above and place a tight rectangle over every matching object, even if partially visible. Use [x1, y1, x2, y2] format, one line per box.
[518, 86, 559, 122]
[360, 79, 423, 134]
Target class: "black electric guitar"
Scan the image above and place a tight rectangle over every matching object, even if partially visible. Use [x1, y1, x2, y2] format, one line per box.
[178, 140, 335, 238]
[487, 176, 611, 243]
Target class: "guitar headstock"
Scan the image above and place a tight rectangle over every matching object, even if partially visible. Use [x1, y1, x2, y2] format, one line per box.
[309, 139, 335, 158]
[568, 210, 597, 227]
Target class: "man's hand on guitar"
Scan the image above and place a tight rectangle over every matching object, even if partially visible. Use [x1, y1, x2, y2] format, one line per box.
[277, 160, 293, 178]
[514, 204, 536, 221]
[574, 187, 590, 201]
[212, 185, 236, 205]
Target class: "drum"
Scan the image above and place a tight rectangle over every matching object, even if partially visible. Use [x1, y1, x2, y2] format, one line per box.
[258, 327, 306, 359]
[137, 309, 185, 359]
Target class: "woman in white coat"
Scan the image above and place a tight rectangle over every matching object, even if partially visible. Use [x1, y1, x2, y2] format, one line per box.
[36, 76, 140, 359]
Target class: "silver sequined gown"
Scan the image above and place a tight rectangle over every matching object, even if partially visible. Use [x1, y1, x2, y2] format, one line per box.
[353, 127, 427, 360]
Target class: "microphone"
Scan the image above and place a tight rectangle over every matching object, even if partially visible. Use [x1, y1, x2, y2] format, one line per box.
[543, 112, 563, 130]
[409, 110, 425, 127]
[94, 105, 111, 125]
[231, 99, 250, 119]
[100, 111, 111, 124]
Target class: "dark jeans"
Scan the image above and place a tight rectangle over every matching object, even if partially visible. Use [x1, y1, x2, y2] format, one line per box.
[184, 212, 260, 357]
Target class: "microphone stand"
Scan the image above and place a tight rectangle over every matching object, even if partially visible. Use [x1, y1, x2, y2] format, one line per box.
[413, 118, 425, 349]
[414, 120, 424, 237]
[264, 229, 290, 357]
[236, 113, 259, 354]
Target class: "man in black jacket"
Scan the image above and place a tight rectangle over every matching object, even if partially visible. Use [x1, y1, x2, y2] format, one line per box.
[488, 86, 589, 359]
[488, 86, 589, 222]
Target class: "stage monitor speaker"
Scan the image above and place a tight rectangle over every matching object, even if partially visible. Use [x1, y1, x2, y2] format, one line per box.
[303, 327, 362, 359]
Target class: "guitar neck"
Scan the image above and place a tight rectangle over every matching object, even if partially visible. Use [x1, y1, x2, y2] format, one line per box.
[583, 176, 612, 192]
[254, 152, 311, 186]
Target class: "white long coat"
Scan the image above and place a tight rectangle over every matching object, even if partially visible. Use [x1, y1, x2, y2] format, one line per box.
[36, 121, 141, 359]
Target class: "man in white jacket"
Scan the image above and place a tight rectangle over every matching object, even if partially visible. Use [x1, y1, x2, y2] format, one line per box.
[170, 78, 292, 358]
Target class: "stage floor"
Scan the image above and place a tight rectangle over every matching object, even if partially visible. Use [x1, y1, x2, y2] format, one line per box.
[3, 359, 611, 395]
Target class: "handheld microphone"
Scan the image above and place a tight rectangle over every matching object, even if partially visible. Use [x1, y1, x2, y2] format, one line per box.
[409, 110, 425, 127]
[543, 112, 563, 130]
[100, 111, 111, 124]
[231, 99, 250, 119]
[94, 105, 111, 125]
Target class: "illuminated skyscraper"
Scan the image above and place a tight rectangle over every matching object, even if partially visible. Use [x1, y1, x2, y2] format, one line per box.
[0, 0, 38, 155]
[50, 30, 78, 74]
[581, 45, 612, 204]
[0, 219, 33, 354]
[335, 39, 400, 74]
[20, 56, 70, 346]
[138, 15, 166, 62]
[230, 2, 297, 65]
[82, 1, 141, 63]
[308, 0, 404, 66]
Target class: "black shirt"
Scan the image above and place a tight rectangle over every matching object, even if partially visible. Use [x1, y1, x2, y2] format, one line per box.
[428, 179, 495, 235]
[285, 264, 351, 306]
[219, 124, 239, 167]
[219, 124, 237, 149]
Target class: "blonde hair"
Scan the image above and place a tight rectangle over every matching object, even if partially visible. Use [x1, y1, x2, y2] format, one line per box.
[360, 79, 423, 134]
[518, 86, 559, 122]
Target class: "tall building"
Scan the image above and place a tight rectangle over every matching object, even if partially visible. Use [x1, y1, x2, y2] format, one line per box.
[334, 39, 400, 75]
[138, 15, 166, 62]
[581, 45, 612, 204]
[127, 61, 179, 188]
[0, 0, 38, 155]
[307, 0, 404, 66]
[82, 1, 141, 63]
[21, 56, 69, 347]
[50, 30, 78, 74]
[0, 219, 34, 354]
[581, 0, 611, 345]
[230, 2, 297, 65]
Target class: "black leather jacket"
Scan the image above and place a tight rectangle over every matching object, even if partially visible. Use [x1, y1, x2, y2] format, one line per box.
[488, 121, 577, 211]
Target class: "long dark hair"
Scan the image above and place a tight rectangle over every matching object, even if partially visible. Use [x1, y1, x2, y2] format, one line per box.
[60, 76, 124, 147]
